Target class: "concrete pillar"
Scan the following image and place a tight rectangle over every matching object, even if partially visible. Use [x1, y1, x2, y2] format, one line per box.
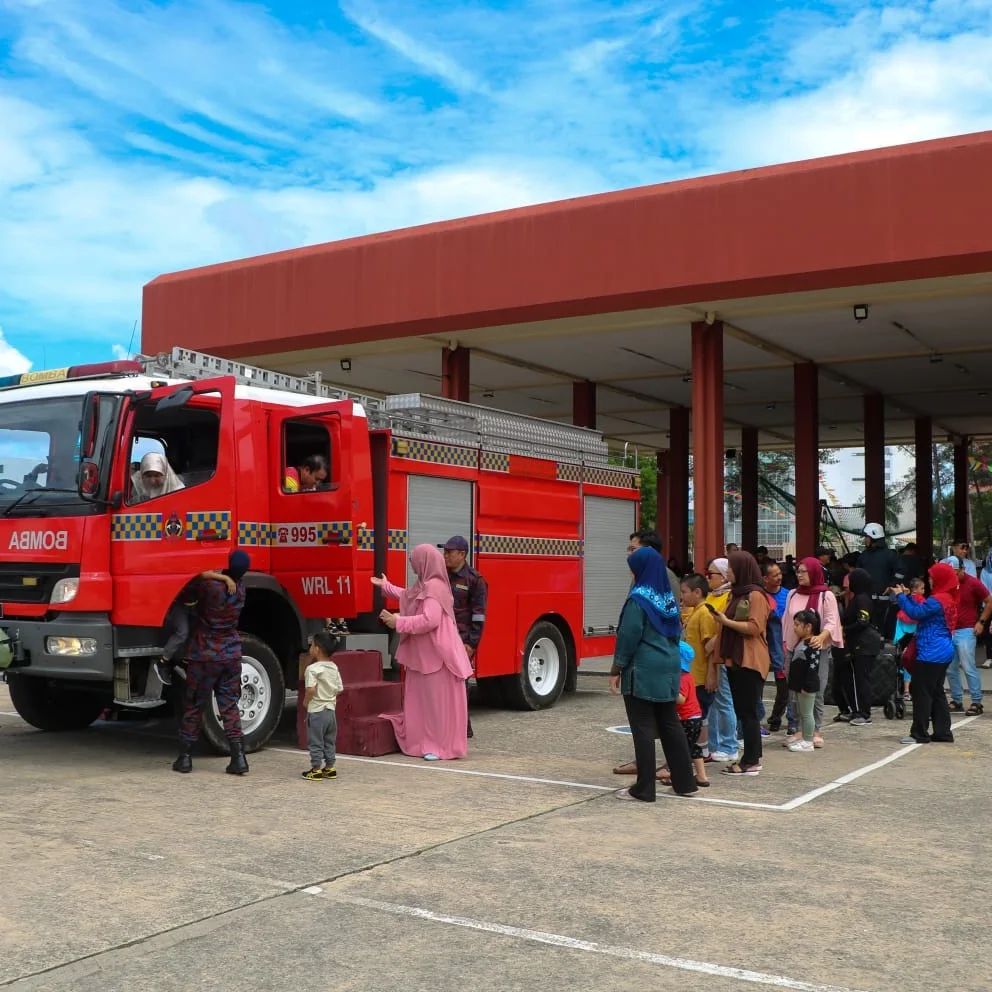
[441, 346, 470, 402]
[740, 427, 759, 553]
[953, 436, 970, 543]
[794, 362, 819, 556]
[691, 320, 724, 570]
[914, 417, 933, 563]
[572, 381, 597, 429]
[864, 393, 885, 528]
[667, 407, 690, 570]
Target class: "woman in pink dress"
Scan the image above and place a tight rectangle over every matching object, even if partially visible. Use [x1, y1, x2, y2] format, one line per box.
[373, 544, 474, 760]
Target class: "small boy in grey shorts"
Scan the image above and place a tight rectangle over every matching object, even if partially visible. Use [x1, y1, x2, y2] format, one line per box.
[302, 632, 343, 780]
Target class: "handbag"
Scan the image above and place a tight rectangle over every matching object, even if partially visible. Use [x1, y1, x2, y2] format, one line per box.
[900, 635, 918, 673]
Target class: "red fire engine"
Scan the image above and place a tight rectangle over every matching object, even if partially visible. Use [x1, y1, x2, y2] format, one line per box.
[0, 349, 640, 752]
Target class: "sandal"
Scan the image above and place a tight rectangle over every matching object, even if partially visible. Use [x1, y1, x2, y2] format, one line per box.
[695, 778, 710, 788]
[612, 760, 637, 775]
[965, 703, 984, 716]
[948, 701, 965, 712]
[813, 735, 824, 749]
[722, 763, 748, 775]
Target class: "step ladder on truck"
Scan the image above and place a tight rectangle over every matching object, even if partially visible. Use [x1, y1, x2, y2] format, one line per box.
[0, 348, 640, 753]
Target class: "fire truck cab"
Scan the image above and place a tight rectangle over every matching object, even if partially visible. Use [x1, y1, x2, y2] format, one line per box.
[0, 350, 640, 753]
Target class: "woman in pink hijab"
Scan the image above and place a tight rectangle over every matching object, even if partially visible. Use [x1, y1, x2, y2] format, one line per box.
[373, 544, 474, 760]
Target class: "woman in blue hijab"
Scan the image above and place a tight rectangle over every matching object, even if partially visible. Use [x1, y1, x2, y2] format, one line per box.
[609, 547, 698, 801]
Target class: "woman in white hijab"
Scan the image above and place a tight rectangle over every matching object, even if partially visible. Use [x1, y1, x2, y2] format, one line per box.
[131, 452, 185, 503]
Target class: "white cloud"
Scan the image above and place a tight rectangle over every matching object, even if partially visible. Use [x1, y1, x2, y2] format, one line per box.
[0, 327, 31, 376]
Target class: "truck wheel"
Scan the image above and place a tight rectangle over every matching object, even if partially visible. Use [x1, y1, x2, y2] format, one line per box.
[200, 633, 285, 755]
[7, 676, 107, 731]
[503, 621, 568, 711]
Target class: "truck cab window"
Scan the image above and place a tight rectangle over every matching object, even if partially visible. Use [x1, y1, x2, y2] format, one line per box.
[126, 401, 220, 505]
[282, 420, 333, 494]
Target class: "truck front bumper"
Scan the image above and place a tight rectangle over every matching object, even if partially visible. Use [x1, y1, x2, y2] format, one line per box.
[0, 613, 114, 681]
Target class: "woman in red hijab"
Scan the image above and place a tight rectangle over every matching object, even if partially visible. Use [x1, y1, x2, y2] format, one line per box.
[891, 563, 957, 744]
[782, 556, 845, 745]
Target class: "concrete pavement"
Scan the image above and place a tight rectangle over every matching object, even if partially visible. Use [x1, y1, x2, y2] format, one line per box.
[1, 682, 989, 992]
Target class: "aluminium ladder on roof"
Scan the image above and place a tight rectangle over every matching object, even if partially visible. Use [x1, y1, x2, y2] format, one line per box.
[141, 346, 616, 468]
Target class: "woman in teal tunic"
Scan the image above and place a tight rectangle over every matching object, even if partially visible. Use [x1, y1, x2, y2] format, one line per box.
[609, 547, 698, 801]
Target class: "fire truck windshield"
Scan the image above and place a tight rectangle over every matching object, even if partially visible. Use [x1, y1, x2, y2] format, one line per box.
[0, 396, 114, 516]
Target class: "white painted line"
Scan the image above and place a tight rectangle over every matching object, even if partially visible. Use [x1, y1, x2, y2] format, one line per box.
[779, 714, 982, 811]
[267, 747, 616, 792]
[328, 894, 868, 992]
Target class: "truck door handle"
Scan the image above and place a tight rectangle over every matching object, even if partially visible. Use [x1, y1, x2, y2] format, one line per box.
[196, 530, 225, 542]
[322, 534, 347, 545]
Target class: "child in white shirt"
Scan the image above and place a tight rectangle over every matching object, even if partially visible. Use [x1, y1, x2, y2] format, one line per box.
[302, 632, 344, 780]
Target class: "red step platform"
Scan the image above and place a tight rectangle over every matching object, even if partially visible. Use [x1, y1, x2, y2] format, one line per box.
[297, 649, 401, 757]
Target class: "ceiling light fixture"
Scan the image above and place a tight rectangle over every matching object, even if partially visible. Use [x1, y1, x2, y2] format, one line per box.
[682, 374, 692, 384]
[953, 363, 970, 374]
[766, 402, 777, 411]
[929, 354, 944, 364]
[853, 304, 869, 322]
[340, 359, 352, 372]
[482, 390, 495, 399]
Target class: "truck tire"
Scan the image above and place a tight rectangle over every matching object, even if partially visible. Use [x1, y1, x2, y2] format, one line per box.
[7, 676, 107, 731]
[200, 633, 284, 755]
[503, 621, 568, 711]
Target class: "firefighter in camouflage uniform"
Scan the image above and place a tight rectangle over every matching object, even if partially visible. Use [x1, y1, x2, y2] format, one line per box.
[173, 550, 252, 776]
[442, 535, 488, 739]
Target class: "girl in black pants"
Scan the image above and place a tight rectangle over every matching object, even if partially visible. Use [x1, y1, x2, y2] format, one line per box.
[711, 551, 772, 776]
[838, 568, 882, 724]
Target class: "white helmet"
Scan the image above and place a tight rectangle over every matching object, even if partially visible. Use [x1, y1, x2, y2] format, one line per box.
[863, 522, 885, 541]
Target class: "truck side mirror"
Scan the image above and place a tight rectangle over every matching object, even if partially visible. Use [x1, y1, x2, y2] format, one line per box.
[80, 393, 101, 459]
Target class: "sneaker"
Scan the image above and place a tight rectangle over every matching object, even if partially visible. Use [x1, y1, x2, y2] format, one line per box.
[423, 753, 440, 761]
[902, 692, 912, 702]
[301, 768, 323, 781]
[760, 727, 770, 737]
[707, 751, 737, 762]
[832, 713, 851, 723]
[787, 739, 815, 752]
[737, 738, 745, 748]
[766, 722, 781, 733]
[786, 725, 798, 736]
[849, 716, 872, 727]
[900, 735, 929, 745]
[154, 661, 173, 686]
[982, 659, 992, 670]
[322, 766, 337, 779]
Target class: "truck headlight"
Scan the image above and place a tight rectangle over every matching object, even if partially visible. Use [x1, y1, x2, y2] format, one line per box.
[46, 636, 97, 657]
[51, 578, 79, 605]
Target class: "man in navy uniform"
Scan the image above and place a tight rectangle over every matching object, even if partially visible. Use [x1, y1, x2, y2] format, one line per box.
[173, 550, 251, 776]
[442, 535, 488, 739]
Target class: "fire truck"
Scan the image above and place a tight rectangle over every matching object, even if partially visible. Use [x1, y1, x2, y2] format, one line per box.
[0, 349, 640, 752]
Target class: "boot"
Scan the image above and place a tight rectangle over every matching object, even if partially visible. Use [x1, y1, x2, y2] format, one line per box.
[172, 742, 193, 774]
[225, 738, 249, 776]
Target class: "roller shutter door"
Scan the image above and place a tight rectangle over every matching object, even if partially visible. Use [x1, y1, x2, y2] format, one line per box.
[407, 476, 474, 581]
[583, 496, 636, 632]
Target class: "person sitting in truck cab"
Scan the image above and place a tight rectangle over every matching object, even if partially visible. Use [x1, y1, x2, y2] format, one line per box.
[283, 454, 329, 493]
[131, 452, 185, 503]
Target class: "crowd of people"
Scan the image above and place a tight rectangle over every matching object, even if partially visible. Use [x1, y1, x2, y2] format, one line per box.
[164, 522, 986, 796]
[608, 525, 990, 801]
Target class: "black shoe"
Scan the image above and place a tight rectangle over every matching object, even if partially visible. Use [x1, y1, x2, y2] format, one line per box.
[766, 721, 781, 733]
[172, 742, 193, 773]
[225, 739, 249, 775]
[931, 735, 955, 743]
[832, 713, 852, 723]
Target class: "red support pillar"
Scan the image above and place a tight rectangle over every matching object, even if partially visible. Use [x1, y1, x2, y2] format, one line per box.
[667, 407, 690, 570]
[441, 346, 470, 402]
[655, 450, 670, 545]
[572, 380, 597, 429]
[864, 393, 885, 527]
[953, 436, 970, 543]
[794, 362, 819, 556]
[914, 417, 933, 563]
[691, 321, 724, 570]
[740, 427, 759, 553]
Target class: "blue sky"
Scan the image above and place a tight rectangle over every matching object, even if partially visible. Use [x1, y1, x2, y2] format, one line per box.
[1, 0, 991, 374]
